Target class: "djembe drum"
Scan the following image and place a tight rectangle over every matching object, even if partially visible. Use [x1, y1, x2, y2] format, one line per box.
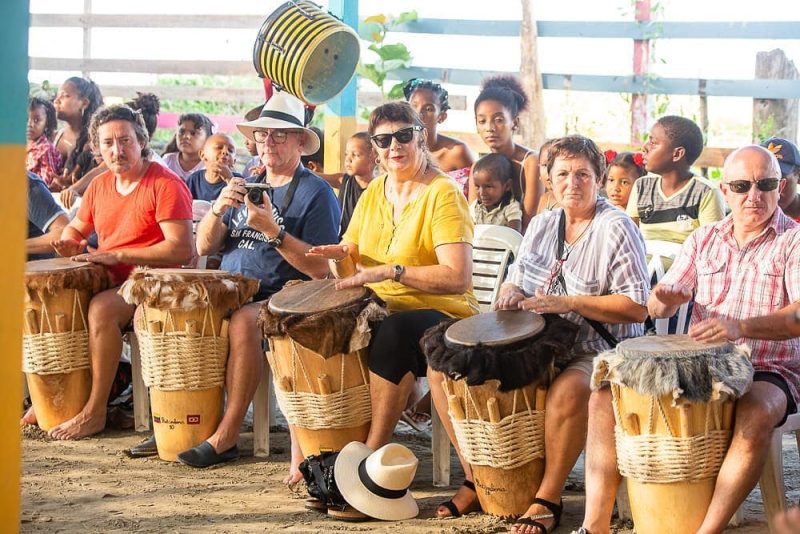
[119, 268, 260, 461]
[259, 279, 386, 457]
[423, 310, 579, 518]
[252, 1, 360, 105]
[592, 334, 754, 534]
[23, 258, 109, 430]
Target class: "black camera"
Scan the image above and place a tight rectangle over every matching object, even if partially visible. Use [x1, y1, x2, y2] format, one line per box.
[245, 183, 271, 205]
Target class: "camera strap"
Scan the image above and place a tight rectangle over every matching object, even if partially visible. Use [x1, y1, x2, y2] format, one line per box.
[261, 165, 301, 216]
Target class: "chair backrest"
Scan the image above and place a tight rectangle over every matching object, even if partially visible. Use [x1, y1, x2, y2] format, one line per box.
[191, 200, 213, 269]
[472, 224, 523, 312]
[645, 239, 691, 335]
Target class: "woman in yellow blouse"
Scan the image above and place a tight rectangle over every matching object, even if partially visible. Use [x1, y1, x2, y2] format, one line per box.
[309, 101, 477, 453]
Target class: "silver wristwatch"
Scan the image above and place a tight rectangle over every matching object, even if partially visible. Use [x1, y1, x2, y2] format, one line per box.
[392, 264, 405, 282]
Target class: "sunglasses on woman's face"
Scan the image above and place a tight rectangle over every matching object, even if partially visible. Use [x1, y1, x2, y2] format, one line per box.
[724, 178, 782, 194]
[370, 125, 423, 149]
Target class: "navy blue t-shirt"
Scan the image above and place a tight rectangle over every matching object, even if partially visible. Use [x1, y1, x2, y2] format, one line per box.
[27, 172, 66, 260]
[220, 164, 340, 300]
[185, 169, 242, 202]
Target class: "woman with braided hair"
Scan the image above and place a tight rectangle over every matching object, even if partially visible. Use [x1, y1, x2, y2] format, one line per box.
[404, 78, 475, 196]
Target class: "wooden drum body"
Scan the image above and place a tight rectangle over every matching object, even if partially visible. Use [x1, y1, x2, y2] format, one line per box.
[23, 259, 108, 430]
[593, 335, 754, 534]
[120, 268, 260, 461]
[424, 310, 580, 518]
[260, 280, 386, 457]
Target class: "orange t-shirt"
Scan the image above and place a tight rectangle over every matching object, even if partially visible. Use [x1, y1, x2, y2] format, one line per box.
[77, 162, 193, 284]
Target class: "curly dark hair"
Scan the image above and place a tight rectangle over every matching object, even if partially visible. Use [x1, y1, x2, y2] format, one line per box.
[162, 113, 213, 155]
[656, 115, 705, 165]
[607, 152, 647, 180]
[62, 77, 104, 175]
[29, 97, 58, 141]
[402, 78, 450, 113]
[546, 135, 605, 181]
[89, 104, 151, 159]
[474, 75, 529, 118]
[126, 92, 160, 138]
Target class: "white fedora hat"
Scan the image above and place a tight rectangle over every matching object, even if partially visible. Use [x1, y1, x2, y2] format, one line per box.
[236, 91, 320, 156]
[334, 441, 419, 521]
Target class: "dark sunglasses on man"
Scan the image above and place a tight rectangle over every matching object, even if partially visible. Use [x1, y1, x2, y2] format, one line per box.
[370, 125, 423, 149]
[724, 178, 782, 194]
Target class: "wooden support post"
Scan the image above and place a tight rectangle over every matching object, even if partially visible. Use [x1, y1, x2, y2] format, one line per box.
[128, 333, 151, 433]
[630, 0, 651, 144]
[252, 362, 271, 458]
[0, 1, 29, 524]
[519, 0, 546, 150]
[324, 0, 359, 174]
[753, 49, 799, 143]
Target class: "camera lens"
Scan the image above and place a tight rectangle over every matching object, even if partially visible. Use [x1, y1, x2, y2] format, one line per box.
[248, 188, 264, 204]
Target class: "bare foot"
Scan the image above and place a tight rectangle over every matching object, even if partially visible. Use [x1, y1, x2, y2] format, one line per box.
[283, 452, 304, 488]
[775, 507, 800, 534]
[48, 409, 106, 440]
[20, 406, 37, 427]
[436, 482, 480, 518]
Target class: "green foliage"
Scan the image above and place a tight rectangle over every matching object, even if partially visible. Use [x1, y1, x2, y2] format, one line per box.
[29, 80, 56, 100]
[357, 11, 417, 99]
[755, 115, 778, 144]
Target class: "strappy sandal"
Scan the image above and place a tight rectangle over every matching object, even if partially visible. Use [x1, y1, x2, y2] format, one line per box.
[437, 480, 482, 518]
[304, 497, 327, 513]
[512, 497, 563, 533]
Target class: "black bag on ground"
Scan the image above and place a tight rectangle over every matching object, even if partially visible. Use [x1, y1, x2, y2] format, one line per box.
[299, 452, 349, 510]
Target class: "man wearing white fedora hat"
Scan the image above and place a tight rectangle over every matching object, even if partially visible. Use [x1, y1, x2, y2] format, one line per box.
[124, 91, 341, 466]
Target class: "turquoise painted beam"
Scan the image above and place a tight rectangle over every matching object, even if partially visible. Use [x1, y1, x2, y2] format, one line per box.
[326, 0, 357, 116]
[0, 1, 29, 144]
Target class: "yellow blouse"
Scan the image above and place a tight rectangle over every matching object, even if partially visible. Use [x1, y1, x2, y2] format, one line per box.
[343, 174, 478, 318]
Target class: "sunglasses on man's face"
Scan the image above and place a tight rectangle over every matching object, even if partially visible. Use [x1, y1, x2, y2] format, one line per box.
[370, 125, 423, 149]
[724, 178, 782, 194]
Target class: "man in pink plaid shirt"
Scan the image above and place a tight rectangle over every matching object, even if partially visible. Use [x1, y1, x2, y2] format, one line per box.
[577, 145, 800, 534]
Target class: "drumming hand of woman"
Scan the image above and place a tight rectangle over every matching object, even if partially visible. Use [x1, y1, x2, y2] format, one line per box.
[52, 238, 88, 258]
[334, 264, 391, 290]
[306, 244, 349, 261]
[494, 284, 525, 310]
[689, 318, 743, 343]
[519, 289, 573, 314]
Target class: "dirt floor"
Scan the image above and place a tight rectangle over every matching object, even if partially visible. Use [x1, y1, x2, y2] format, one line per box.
[21, 421, 791, 533]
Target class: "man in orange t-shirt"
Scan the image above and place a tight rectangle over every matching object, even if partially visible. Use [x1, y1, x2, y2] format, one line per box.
[42, 104, 193, 440]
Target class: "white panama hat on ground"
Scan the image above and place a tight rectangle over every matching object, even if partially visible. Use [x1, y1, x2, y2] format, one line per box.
[334, 441, 420, 521]
[236, 91, 320, 156]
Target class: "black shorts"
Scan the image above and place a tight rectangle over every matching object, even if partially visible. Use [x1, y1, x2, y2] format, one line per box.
[753, 371, 797, 427]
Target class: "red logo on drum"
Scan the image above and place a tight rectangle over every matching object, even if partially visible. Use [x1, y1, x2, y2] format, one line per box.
[187, 415, 201, 425]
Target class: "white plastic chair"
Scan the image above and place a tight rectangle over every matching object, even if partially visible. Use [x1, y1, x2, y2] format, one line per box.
[430, 224, 524, 486]
[471, 224, 524, 312]
[645, 239, 691, 335]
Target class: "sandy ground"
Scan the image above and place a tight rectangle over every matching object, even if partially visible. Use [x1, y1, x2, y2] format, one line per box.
[21, 421, 793, 533]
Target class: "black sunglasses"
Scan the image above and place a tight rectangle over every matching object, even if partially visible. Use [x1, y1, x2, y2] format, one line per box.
[370, 125, 423, 149]
[725, 178, 782, 194]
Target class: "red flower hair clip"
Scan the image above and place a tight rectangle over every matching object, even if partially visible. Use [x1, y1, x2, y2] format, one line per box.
[604, 150, 618, 164]
[633, 152, 645, 168]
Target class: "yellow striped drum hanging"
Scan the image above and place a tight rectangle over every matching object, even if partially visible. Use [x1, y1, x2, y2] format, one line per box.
[253, 1, 360, 106]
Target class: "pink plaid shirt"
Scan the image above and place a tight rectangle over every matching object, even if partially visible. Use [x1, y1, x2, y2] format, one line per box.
[26, 136, 63, 186]
[661, 209, 800, 402]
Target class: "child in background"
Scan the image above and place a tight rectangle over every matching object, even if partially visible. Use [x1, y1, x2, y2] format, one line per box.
[627, 115, 725, 244]
[470, 153, 523, 232]
[26, 97, 63, 188]
[162, 113, 213, 180]
[323, 132, 377, 238]
[605, 150, 646, 211]
[301, 126, 325, 174]
[185, 134, 241, 202]
[241, 104, 263, 177]
[536, 138, 558, 213]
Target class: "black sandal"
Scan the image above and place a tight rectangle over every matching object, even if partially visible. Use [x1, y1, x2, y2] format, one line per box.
[512, 497, 563, 533]
[437, 480, 481, 518]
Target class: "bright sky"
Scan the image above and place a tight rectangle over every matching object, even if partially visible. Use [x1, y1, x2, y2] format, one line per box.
[28, 0, 800, 146]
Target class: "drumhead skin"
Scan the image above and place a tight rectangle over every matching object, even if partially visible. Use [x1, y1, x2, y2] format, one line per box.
[142, 268, 232, 279]
[617, 334, 732, 357]
[268, 279, 368, 315]
[25, 257, 92, 273]
[445, 310, 546, 347]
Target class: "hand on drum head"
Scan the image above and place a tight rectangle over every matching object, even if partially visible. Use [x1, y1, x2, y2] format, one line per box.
[653, 283, 692, 307]
[71, 247, 121, 266]
[52, 238, 88, 258]
[494, 283, 525, 310]
[306, 244, 349, 261]
[689, 318, 742, 343]
[518, 289, 573, 314]
[334, 263, 391, 290]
